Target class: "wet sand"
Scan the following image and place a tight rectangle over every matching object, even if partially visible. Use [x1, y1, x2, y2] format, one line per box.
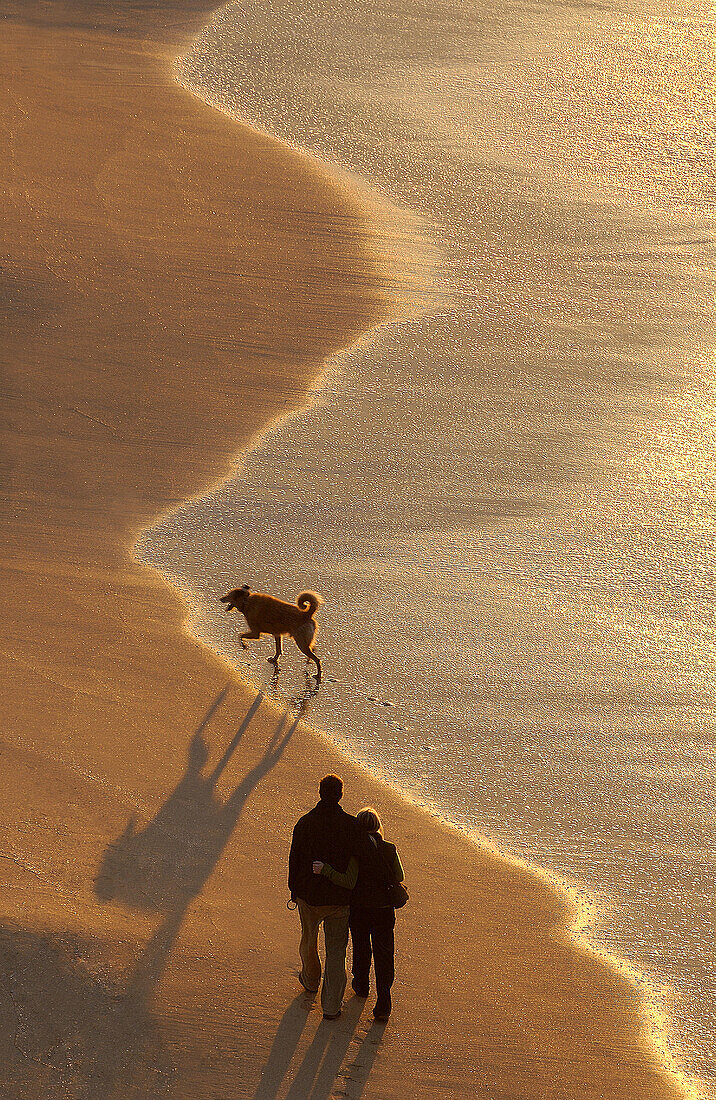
[0, 3, 700, 1097]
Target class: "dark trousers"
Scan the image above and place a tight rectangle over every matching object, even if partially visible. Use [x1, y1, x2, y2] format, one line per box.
[349, 906, 395, 1010]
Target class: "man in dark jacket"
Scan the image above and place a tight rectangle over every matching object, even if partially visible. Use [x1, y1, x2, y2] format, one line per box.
[288, 774, 369, 1019]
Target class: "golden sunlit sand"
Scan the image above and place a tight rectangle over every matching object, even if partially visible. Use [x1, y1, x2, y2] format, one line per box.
[0, 2, 702, 1097]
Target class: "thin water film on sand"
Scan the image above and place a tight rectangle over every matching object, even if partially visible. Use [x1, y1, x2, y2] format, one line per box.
[140, 0, 716, 1087]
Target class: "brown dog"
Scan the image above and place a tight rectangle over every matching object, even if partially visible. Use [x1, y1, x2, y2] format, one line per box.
[220, 585, 322, 680]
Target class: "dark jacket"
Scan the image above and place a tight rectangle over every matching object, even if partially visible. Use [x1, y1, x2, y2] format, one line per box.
[351, 835, 401, 909]
[289, 800, 370, 906]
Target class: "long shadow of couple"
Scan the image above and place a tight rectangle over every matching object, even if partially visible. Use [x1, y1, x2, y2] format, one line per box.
[2, 684, 302, 1100]
[95, 679, 388, 1099]
[2, 684, 385, 1098]
[95, 683, 301, 1002]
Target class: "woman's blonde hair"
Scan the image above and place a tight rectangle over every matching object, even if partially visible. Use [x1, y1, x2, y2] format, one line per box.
[356, 807, 381, 834]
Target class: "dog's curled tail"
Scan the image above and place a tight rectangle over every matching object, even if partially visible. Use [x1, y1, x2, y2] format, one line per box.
[297, 591, 322, 617]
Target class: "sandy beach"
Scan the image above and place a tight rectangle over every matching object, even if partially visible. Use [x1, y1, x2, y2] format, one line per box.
[0, 2, 702, 1097]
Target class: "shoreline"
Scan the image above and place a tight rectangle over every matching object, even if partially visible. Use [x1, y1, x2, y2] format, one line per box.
[149, 9, 704, 1090]
[143, 527, 701, 1098]
[1, 2, 705, 1097]
[150, 7, 700, 1092]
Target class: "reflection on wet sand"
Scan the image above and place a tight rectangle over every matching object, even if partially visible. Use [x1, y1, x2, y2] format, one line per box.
[3, 0, 712, 1096]
[138, 0, 716, 1086]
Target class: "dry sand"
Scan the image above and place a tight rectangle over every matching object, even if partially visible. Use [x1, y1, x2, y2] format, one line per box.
[0, 3, 699, 1097]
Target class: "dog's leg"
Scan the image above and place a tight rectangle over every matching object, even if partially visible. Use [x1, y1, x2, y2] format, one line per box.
[240, 630, 261, 650]
[293, 630, 321, 682]
[268, 635, 283, 666]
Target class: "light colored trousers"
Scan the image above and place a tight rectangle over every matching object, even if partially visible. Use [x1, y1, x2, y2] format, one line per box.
[297, 898, 350, 1016]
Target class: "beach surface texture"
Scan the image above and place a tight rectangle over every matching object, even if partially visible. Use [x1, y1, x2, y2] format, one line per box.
[1, 2, 702, 1097]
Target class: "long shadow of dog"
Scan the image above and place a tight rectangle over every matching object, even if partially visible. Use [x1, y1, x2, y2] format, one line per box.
[95, 685, 303, 1002]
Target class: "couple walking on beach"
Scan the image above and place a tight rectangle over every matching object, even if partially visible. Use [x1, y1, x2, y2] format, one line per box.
[288, 774, 405, 1022]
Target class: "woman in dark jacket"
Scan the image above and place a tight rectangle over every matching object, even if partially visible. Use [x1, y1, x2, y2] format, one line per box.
[314, 807, 404, 1021]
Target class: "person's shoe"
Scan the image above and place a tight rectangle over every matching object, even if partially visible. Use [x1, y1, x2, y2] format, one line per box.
[298, 972, 319, 994]
[322, 1010, 342, 1020]
[351, 979, 369, 997]
[373, 1001, 391, 1022]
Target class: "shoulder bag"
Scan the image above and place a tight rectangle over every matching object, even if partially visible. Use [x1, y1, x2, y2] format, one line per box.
[376, 840, 409, 909]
